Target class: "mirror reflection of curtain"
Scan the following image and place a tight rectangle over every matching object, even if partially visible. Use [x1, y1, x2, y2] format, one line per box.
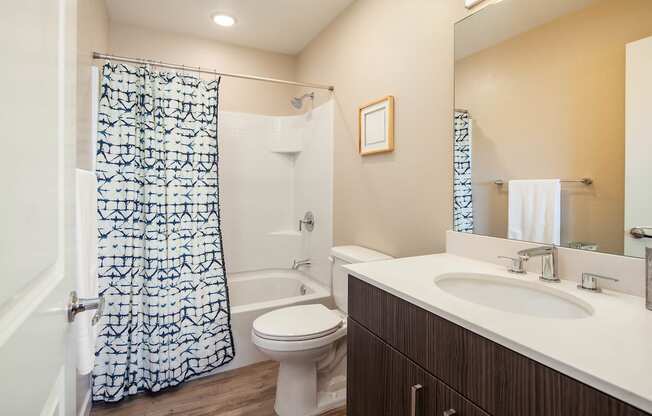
[453, 111, 474, 233]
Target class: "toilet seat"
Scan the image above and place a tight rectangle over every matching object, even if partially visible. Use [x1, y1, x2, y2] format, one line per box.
[253, 304, 343, 341]
[252, 305, 347, 352]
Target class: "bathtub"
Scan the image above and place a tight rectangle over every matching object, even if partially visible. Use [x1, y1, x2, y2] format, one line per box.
[209, 269, 331, 375]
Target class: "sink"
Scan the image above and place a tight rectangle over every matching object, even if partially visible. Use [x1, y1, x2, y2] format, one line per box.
[434, 273, 593, 319]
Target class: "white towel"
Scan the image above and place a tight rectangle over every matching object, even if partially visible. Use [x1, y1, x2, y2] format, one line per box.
[75, 169, 99, 375]
[508, 179, 561, 245]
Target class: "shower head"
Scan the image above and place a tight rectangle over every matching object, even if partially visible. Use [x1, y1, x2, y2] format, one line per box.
[291, 92, 315, 109]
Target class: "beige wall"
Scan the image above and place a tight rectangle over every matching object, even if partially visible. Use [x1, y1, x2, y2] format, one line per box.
[297, 0, 468, 257]
[455, 0, 652, 255]
[77, 0, 109, 170]
[108, 23, 299, 117]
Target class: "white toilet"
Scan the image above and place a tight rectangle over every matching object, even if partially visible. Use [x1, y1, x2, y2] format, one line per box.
[251, 245, 392, 416]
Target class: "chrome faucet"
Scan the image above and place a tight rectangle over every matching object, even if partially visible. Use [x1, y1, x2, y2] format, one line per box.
[292, 258, 311, 270]
[647, 247, 652, 311]
[517, 245, 559, 282]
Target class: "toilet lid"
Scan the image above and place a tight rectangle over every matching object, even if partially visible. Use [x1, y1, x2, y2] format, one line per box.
[253, 304, 343, 341]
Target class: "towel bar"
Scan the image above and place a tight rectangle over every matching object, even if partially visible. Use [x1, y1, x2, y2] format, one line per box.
[494, 178, 593, 186]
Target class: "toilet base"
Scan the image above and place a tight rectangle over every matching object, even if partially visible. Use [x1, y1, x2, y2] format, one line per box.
[272, 350, 347, 416]
[274, 362, 346, 416]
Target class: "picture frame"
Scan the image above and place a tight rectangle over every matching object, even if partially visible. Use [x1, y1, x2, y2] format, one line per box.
[358, 95, 395, 155]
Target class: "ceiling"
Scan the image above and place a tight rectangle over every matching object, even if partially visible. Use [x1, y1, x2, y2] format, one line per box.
[455, 0, 598, 60]
[105, 0, 354, 55]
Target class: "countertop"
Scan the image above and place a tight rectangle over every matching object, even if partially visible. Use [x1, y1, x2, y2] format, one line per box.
[344, 253, 652, 413]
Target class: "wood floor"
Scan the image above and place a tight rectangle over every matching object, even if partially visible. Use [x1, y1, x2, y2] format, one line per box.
[91, 361, 346, 416]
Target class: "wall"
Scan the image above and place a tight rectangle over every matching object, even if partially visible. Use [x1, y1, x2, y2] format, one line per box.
[455, 0, 652, 255]
[77, 0, 109, 170]
[296, 0, 469, 258]
[108, 23, 298, 116]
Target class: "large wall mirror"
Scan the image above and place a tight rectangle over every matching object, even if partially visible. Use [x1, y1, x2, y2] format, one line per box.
[453, 0, 652, 258]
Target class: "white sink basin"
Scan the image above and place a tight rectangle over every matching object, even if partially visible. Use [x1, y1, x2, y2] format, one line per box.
[434, 273, 593, 319]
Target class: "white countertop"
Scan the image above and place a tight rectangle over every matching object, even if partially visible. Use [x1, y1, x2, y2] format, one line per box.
[344, 253, 652, 413]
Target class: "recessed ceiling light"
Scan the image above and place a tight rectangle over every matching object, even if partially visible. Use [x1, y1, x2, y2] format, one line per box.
[212, 14, 236, 27]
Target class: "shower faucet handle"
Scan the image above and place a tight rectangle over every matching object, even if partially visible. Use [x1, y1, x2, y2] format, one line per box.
[299, 211, 315, 232]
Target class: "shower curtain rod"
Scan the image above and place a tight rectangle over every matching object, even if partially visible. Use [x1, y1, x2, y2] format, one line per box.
[92, 52, 335, 91]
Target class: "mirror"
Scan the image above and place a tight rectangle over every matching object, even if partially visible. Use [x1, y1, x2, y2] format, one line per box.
[453, 0, 652, 258]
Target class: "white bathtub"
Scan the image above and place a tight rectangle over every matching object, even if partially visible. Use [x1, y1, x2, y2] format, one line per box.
[209, 269, 331, 375]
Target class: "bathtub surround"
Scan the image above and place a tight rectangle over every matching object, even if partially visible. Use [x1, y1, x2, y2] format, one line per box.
[94, 63, 234, 401]
[219, 101, 334, 287]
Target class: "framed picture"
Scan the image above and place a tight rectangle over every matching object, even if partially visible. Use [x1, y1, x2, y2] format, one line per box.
[358, 95, 394, 155]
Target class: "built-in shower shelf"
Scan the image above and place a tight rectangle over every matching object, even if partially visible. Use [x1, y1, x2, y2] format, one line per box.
[268, 230, 302, 237]
[270, 148, 302, 154]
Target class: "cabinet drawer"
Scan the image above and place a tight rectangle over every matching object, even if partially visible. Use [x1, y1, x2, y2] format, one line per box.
[348, 317, 489, 416]
[349, 276, 650, 416]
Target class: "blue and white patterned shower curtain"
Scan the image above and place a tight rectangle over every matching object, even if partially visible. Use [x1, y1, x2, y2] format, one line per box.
[93, 62, 234, 402]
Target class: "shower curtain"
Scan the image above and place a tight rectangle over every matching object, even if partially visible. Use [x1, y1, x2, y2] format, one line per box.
[93, 62, 234, 402]
[453, 111, 474, 233]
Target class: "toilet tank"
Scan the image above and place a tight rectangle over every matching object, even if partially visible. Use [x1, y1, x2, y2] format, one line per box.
[330, 245, 393, 313]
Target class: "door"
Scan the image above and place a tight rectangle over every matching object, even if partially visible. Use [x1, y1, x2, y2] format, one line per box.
[625, 35, 652, 257]
[0, 0, 78, 415]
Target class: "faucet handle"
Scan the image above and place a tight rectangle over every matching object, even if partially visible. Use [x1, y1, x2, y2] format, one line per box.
[578, 272, 619, 293]
[498, 256, 527, 274]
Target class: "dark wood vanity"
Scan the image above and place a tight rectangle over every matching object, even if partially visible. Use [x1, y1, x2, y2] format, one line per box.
[347, 276, 650, 416]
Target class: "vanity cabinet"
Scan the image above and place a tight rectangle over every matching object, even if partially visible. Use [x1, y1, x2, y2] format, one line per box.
[347, 276, 650, 416]
[349, 317, 488, 416]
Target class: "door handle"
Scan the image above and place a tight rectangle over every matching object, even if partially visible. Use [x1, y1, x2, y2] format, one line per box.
[443, 410, 457, 416]
[68, 291, 105, 324]
[410, 384, 423, 416]
[630, 227, 652, 239]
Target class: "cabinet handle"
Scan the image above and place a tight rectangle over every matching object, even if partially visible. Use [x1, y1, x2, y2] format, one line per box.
[443, 410, 457, 416]
[410, 384, 423, 416]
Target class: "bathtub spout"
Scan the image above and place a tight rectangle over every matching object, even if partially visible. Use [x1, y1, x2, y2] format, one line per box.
[292, 259, 311, 270]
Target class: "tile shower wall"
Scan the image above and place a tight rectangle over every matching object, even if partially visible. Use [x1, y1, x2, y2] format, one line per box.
[219, 102, 333, 286]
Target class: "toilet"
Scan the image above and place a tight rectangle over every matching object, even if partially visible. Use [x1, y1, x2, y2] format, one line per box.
[251, 245, 392, 416]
